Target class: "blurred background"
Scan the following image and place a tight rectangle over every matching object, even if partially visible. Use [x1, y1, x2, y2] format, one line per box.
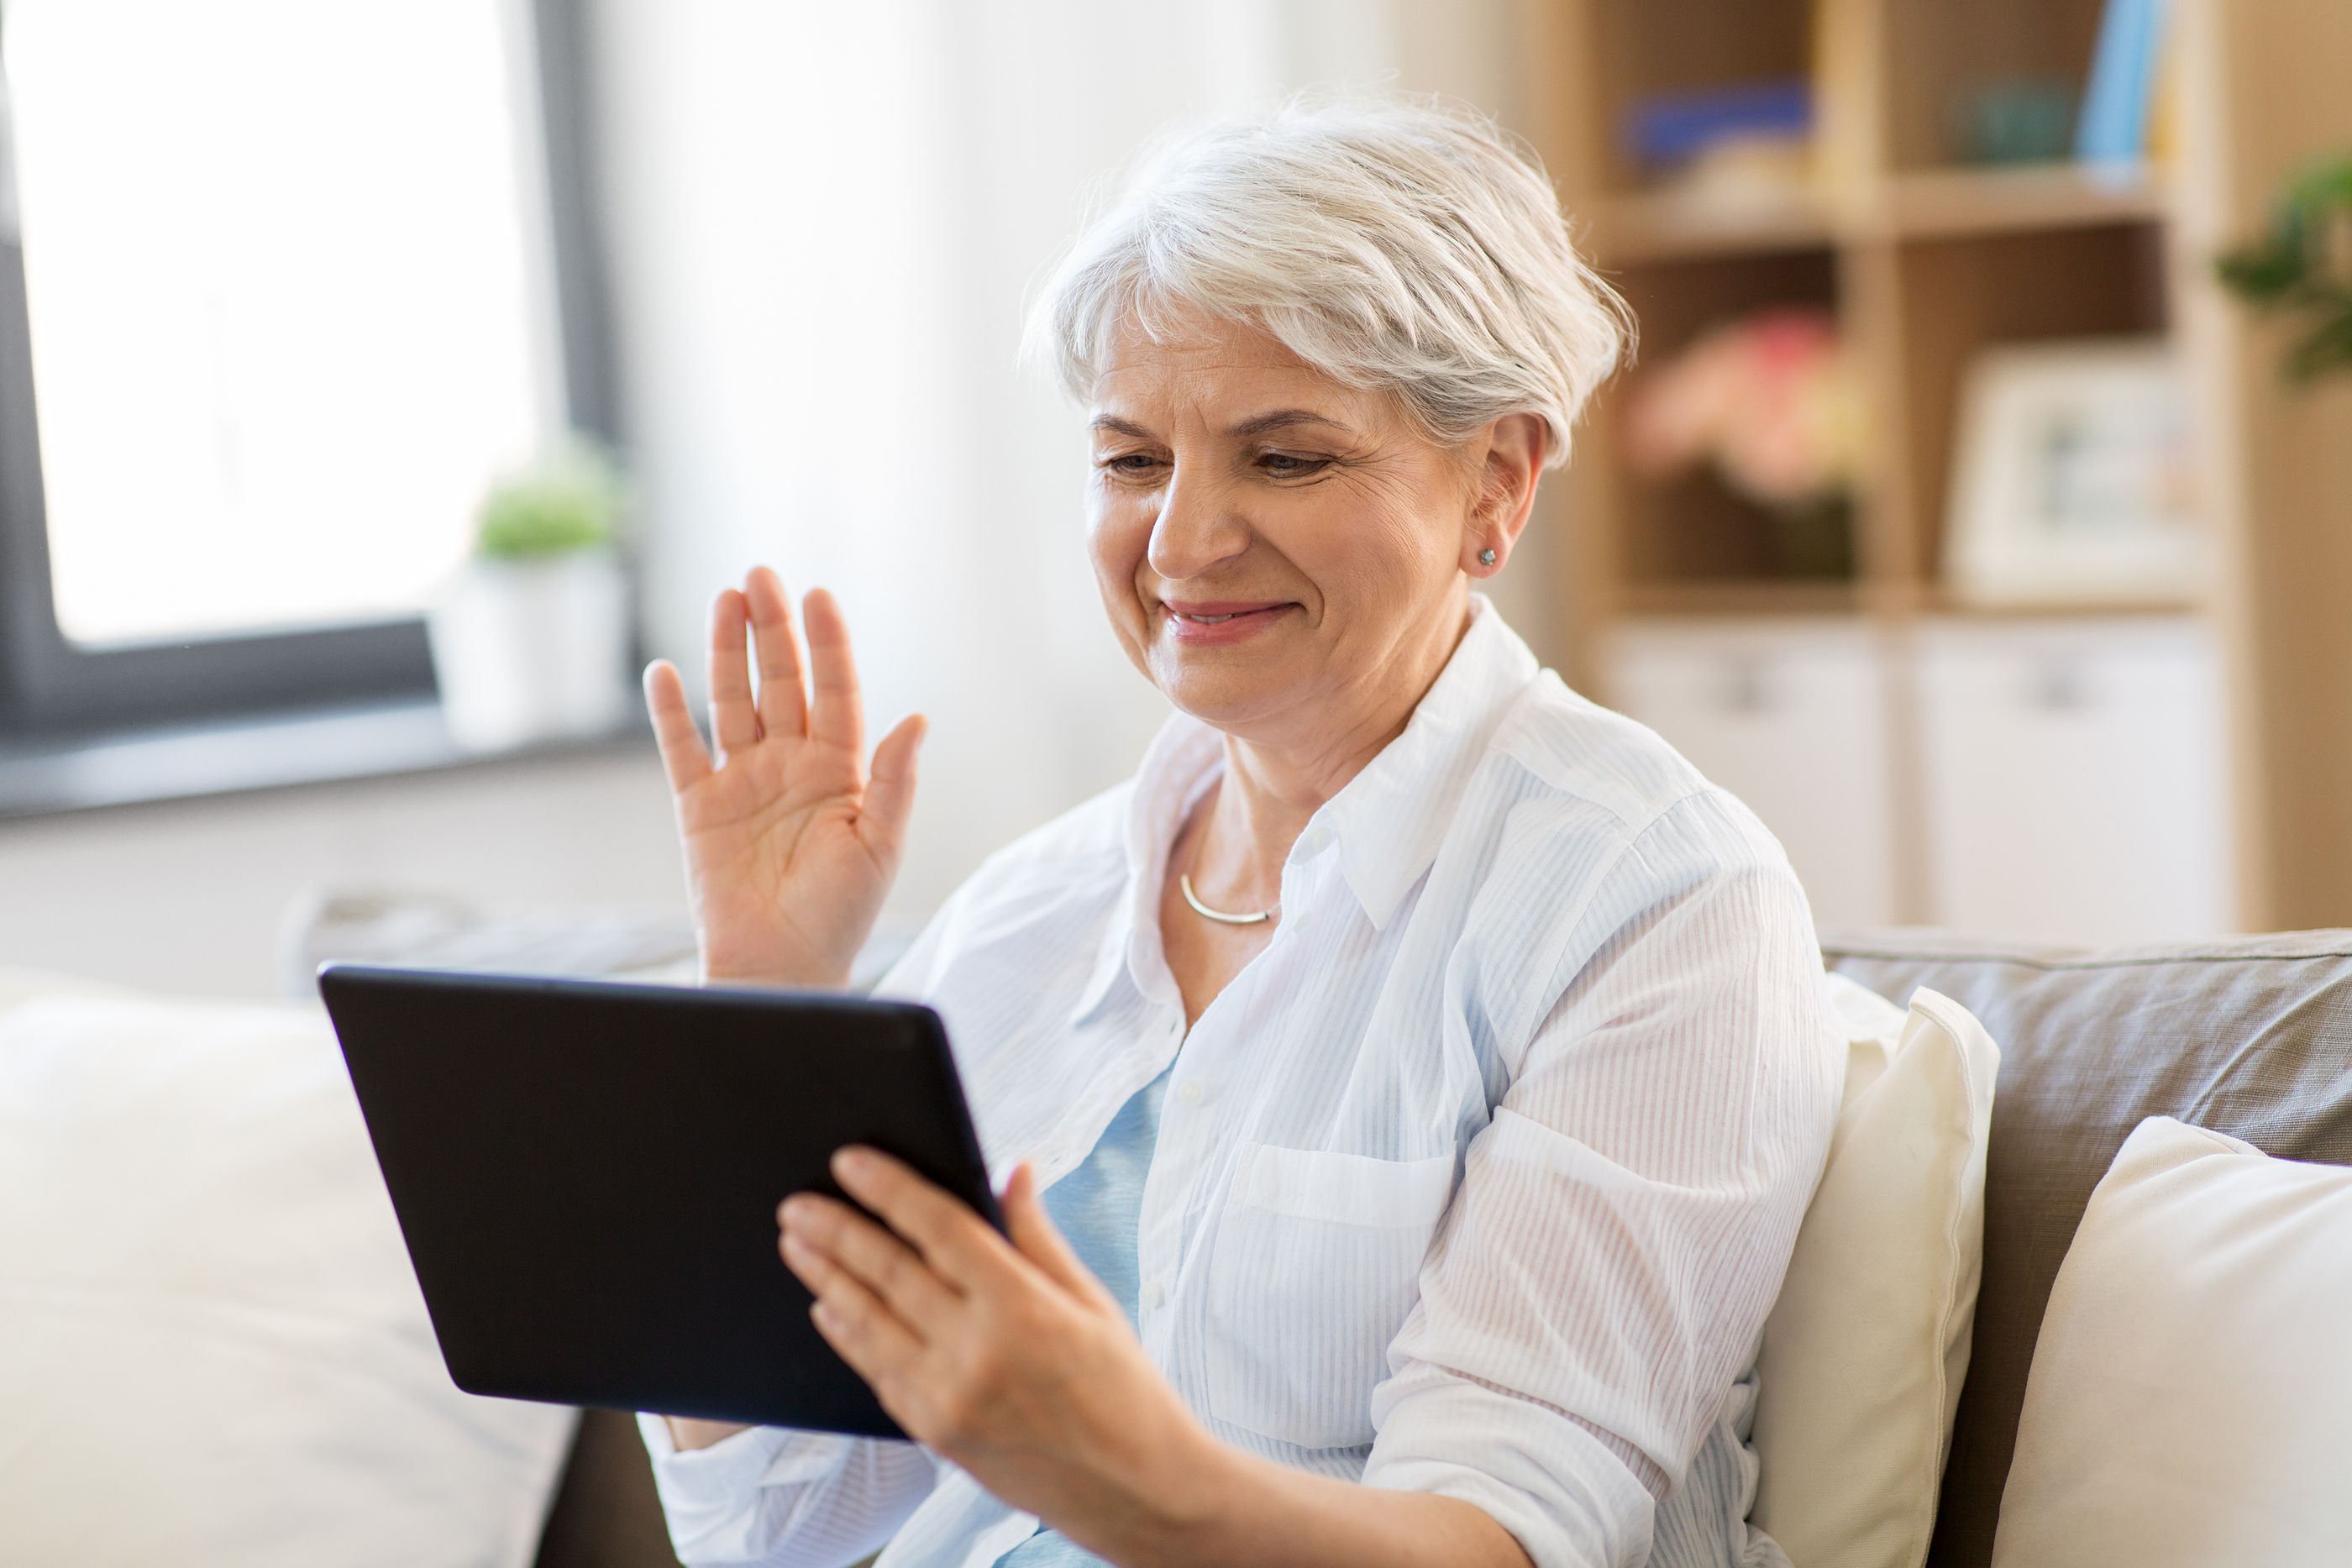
[0, 0, 2346, 999]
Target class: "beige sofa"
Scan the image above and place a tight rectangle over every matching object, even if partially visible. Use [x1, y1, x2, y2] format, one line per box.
[528, 926, 2352, 1568]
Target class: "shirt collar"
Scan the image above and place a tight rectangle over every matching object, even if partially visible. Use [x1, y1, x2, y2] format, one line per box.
[1320, 594, 1538, 929]
[1068, 594, 1537, 1025]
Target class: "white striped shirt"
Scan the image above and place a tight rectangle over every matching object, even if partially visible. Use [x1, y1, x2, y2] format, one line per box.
[639, 596, 1842, 1568]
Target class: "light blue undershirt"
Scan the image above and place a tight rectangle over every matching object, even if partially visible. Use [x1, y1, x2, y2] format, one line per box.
[993, 1063, 1172, 1567]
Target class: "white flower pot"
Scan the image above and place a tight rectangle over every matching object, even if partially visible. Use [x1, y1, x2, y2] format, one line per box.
[428, 549, 632, 752]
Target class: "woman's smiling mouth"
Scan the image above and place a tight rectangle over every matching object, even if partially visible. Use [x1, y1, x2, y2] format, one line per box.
[1160, 599, 1296, 645]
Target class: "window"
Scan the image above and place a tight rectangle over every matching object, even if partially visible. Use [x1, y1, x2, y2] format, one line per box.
[0, 0, 612, 739]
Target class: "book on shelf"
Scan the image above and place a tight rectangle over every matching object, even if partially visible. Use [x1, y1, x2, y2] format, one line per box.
[2076, 0, 2176, 168]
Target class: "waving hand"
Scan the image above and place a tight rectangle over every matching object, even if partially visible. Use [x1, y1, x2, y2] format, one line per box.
[643, 567, 926, 989]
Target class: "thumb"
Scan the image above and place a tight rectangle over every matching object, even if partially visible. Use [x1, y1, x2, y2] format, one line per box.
[1002, 1162, 1116, 1310]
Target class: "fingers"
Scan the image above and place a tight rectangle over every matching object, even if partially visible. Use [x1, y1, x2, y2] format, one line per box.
[1002, 1163, 1118, 1310]
[801, 588, 866, 757]
[860, 713, 927, 858]
[680, 578, 907, 821]
[642, 660, 712, 792]
[780, 1194, 962, 1339]
[831, 1146, 1020, 1295]
[706, 588, 763, 759]
[799, 1247, 927, 1396]
[743, 567, 810, 741]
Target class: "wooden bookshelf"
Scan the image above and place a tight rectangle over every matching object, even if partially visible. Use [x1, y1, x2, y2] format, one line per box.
[1516, 0, 2352, 933]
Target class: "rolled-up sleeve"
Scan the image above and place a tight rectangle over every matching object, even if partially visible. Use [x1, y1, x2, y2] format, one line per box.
[1364, 790, 1840, 1568]
[637, 1413, 936, 1567]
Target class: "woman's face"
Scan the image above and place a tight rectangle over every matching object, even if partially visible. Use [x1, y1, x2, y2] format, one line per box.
[1086, 309, 1515, 750]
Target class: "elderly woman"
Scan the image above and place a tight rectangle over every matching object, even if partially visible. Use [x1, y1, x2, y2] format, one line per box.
[635, 99, 1839, 1568]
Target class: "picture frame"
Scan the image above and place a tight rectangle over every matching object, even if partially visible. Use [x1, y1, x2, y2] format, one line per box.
[1942, 337, 2203, 606]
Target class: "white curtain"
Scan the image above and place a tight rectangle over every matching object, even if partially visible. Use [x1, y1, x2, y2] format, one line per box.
[590, 0, 1530, 926]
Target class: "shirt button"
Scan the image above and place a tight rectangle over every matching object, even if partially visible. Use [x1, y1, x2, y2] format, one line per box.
[1177, 1080, 1205, 1108]
[1300, 822, 1332, 856]
[1288, 906, 1313, 931]
[1142, 1279, 1168, 1310]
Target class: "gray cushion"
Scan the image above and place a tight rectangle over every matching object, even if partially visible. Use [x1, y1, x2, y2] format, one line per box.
[1821, 929, 2352, 1568]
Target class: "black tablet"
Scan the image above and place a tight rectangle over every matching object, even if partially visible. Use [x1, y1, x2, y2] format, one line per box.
[318, 962, 1000, 1441]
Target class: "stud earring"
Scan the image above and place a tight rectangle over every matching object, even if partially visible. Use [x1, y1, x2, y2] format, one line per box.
[1478, 547, 1497, 567]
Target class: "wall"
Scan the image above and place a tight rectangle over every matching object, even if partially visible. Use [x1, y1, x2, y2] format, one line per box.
[0, 748, 685, 999]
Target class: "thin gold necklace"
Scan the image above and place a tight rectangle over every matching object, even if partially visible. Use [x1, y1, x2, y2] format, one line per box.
[1179, 833, 1278, 926]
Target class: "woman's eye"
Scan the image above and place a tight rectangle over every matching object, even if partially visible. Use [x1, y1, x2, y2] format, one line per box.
[1259, 451, 1330, 477]
[1098, 453, 1162, 474]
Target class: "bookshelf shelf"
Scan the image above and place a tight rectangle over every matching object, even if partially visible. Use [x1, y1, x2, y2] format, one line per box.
[1616, 581, 1867, 618]
[1880, 162, 2170, 239]
[1919, 590, 2208, 620]
[1588, 190, 1838, 264]
[1588, 165, 2169, 265]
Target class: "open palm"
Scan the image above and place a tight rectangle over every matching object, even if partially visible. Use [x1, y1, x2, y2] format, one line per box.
[643, 567, 925, 989]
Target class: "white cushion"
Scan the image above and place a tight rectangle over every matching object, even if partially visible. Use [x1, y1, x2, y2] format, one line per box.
[1991, 1116, 2352, 1566]
[1751, 975, 2000, 1568]
[0, 975, 576, 1567]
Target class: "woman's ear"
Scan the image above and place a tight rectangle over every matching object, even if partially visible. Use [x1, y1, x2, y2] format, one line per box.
[1463, 412, 1547, 578]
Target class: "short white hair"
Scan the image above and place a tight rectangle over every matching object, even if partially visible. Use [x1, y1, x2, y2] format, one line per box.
[1024, 94, 1630, 469]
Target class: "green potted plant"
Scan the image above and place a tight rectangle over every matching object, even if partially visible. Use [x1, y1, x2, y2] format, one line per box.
[2216, 154, 2352, 383]
[428, 440, 633, 751]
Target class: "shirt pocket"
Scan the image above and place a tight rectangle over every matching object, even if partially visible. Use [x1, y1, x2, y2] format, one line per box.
[1204, 1143, 1457, 1450]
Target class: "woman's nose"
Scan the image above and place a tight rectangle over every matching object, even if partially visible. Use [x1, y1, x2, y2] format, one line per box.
[1145, 466, 1250, 581]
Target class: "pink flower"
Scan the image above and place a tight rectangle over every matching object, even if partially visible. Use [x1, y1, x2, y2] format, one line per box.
[1623, 308, 1861, 510]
